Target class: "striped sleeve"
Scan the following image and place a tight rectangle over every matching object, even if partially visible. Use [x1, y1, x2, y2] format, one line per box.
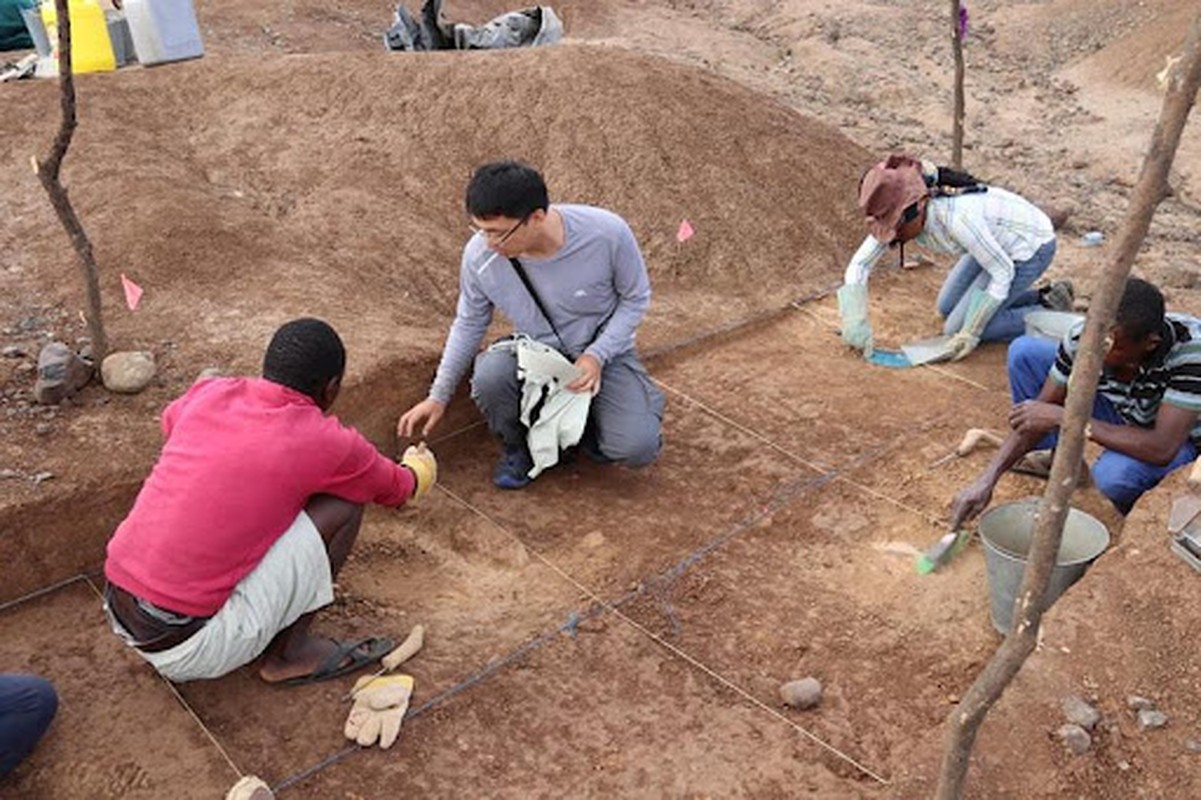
[1049, 322, 1084, 384]
[1163, 339, 1201, 412]
[843, 235, 889, 285]
[945, 206, 1015, 300]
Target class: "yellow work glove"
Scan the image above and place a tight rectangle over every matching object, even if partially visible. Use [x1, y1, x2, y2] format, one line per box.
[225, 775, 274, 800]
[400, 442, 438, 502]
[344, 674, 414, 749]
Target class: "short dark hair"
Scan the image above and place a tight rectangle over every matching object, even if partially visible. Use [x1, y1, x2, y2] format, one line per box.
[465, 161, 549, 220]
[1115, 277, 1165, 341]
[262, 318, 346, 400]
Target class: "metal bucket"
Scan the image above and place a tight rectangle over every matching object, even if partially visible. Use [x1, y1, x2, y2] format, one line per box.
[1024, 310, 1084, 341]
[978, 499, 1110, 634]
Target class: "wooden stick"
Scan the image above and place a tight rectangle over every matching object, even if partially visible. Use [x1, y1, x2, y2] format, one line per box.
[32, 0, 108, 360]
[949, 0, 966, 168]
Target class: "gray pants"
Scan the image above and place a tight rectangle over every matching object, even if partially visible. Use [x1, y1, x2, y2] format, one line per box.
[470, 346, 664, 467]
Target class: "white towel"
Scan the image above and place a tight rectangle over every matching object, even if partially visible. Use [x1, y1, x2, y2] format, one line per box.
[515, 337, 592, 478]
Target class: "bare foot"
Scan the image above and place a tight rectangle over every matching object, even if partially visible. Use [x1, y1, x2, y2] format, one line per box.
[258, 635, 342, 684]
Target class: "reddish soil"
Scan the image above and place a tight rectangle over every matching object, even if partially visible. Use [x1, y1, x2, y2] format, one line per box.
[2, 1, 1199, 798]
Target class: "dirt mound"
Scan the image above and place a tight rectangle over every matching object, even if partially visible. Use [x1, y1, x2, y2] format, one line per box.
[1, 44, 866, 375]
[1072, 3, 1195, 92]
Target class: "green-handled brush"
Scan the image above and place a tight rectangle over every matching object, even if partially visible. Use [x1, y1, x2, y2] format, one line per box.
[915, 529, 971, 574]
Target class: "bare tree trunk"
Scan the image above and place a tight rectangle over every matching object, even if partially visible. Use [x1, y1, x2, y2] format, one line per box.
[32, 0, 108, 360]
[934, 14, 1201, 799]
[950, 0, 965, 168]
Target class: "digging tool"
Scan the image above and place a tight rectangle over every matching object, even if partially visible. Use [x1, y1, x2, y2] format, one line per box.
[915, 529, 971, 574]
[928, 428, 1004, 468]
[956, 428, 1003, 456]
[867, 348, 912, 368]
[343, 624, 424, 701]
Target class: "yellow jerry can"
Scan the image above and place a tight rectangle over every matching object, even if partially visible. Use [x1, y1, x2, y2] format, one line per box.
[40, 0, 117, 74]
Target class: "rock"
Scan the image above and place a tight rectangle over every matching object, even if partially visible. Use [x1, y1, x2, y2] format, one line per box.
[31, 471, 54, 485]
[1056, 723, 1092, 755]
[1186, 739, 1201, 754]
[0, 468, 21, 480]
[1061, 695, 1102, 731]
[196, 367, 224, 381]
[1041, 198, 1077, 230]
[2, 345, 24, 358]
[582, 530, 607, 549]
[1137, 709, 1168, 730]
[1126, 695, 1155, 711]
[34, 422, 52, 436]
[101, 351, 157, 394]
[34, 342, 94, 405]
[779, 677, 823, 710]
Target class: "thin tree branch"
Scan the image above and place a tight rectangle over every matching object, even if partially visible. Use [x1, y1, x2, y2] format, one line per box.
[950, 0, 965, 168]
[33, 0, 108, 360]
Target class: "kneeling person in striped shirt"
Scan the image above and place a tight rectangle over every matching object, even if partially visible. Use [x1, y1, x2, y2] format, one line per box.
[104, 318, 437, 685]
[951, 278, 1200, 525]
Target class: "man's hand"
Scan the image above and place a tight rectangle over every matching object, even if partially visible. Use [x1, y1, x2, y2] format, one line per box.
[398, 398, 446, 439]
[568, 353, 602, 394]
[950, 478, 995, 530]
[1008, 400, 1063, 437]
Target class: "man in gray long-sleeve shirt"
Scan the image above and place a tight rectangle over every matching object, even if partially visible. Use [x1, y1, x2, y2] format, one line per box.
[398, 161, 664, 489]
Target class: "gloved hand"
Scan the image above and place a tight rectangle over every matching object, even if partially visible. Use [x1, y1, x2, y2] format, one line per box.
[225, 775, 274, 800]
[836, 283, 874, 356]
[344, 674, 414, 749]
[945, 288, 1002, 361]
[400, 442, 438, 501]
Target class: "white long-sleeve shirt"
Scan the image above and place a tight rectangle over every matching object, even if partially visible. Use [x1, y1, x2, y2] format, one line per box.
[843, 187, 1054, 300]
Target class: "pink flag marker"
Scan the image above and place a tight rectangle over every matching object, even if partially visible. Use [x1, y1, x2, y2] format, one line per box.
[121, 273, 144, 311]
[676, 219, 695, 242]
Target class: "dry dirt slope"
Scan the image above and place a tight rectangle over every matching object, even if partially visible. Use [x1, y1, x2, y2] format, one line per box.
[1, 44, 867, 375]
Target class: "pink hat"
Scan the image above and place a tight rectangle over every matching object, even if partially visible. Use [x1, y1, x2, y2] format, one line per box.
[858, 158, 929, 244]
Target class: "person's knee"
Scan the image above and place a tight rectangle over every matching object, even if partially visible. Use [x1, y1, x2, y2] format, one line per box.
[1090, 459, 1146, 515]
[470, 348, 517, 404]
[1007, 335, 1040, 370]
[598, 425, 662, 467]
[305, 495, 364, 541]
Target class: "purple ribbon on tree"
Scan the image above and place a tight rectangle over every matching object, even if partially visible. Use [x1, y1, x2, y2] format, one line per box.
[958, 3, 969, 39]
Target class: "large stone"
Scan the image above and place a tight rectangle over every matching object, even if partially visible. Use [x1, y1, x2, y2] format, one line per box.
[34, 342, 94, 405]
[1061, 695, 1102, 731]
[101, 351, 157, 394]
[1056, 723, 1092, 755]
[779, 677, 823, 710]
[1137, 709, 1168, 730]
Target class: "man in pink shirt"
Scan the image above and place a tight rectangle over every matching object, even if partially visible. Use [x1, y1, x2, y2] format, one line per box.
[104, 318, 437, 684]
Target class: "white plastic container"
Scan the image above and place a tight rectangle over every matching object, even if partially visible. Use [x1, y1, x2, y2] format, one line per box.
[123, 0, 203, 66]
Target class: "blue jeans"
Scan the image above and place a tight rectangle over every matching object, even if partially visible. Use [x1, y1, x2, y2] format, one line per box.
[0, 674, 57, 778]
[1007, 335, 1198, 514]
[938, 239, 1057, 341]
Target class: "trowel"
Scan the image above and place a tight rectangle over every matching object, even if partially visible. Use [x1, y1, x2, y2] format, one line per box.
[866, 334, 957, 369]
[915, 529, 971, 574]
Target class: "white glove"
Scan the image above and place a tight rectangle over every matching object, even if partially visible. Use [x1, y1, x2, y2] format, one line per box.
[344, 674, 414, 749]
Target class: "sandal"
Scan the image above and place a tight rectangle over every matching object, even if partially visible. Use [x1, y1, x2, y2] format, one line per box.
[280, 636, 395, 687]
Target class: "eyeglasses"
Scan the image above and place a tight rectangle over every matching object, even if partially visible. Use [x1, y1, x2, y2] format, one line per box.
[469, 214, 530, 246]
